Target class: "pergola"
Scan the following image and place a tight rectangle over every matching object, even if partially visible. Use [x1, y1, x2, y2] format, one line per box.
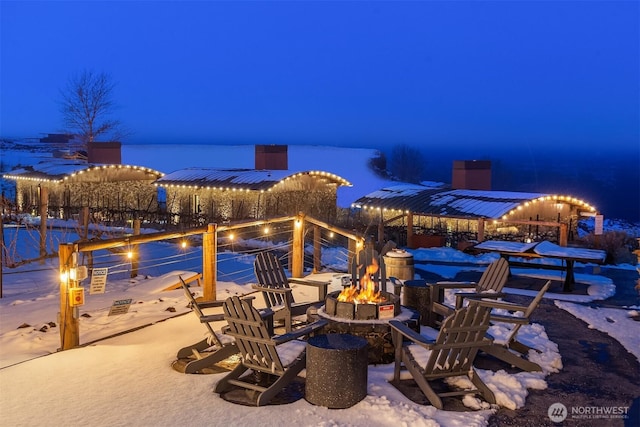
[352, 184, 599, 247]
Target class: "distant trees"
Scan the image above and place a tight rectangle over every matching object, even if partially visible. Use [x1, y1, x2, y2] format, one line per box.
[59, 70, 126, 148]
[389, 144, 427, 183]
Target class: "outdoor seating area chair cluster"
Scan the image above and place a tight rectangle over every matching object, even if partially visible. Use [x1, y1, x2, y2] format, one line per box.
[174, 253, 552, 409]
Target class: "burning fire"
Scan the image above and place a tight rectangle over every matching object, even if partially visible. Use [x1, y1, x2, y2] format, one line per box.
[337, 259, 386, 304]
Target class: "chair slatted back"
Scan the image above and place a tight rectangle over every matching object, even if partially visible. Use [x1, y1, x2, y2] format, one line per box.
[222, 296, 285, 374]
[350, 241, 386, 291]
[180, 276, 223, 348]
[424, 302, 492, 376]
[254, 252, 292, 308]
[476, 257, 510, 293]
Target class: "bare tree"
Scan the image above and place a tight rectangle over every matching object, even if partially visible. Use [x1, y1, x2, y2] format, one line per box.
[389, 144, 427, 183]
[59, 70, 126, 147]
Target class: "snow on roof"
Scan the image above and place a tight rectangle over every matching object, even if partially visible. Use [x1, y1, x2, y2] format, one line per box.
[154, 167, 351, 191]
[3, 160, 163, 183]
[122, 144, 390, 208]
[352, 184, 590, 219]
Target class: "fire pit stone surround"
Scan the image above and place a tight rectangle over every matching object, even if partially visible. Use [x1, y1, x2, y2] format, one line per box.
[324, 290, 400, 321]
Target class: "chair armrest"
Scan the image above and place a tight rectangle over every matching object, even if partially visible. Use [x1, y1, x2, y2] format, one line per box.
[474, 299, 528, 313]
[251, 284, 293, 295]
[196, 300, 225, 309]
[489, 314, 530, 325]
[199, 313, 224, 323]
[272, 319, 328, 344]
[454, 291, 507, 308]
[434, 281, 477, 290]
[288, 278, 330, 288]
[389, 320, 435, 347]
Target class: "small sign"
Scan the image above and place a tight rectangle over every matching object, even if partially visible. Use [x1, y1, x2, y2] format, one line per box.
[594, 214, 604, 236]
[108, 298, 133, 316]
[90, 267, 108, 295]
[378, 304, 395, 320]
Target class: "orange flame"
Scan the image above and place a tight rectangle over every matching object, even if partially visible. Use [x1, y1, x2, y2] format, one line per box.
[337, 259, 386, 304]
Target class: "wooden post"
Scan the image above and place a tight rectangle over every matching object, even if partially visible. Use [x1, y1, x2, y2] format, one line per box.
[202, 223, 217, 300]
[313, 224, 321, 273]
[559, 223, 568, 247]
[292, 213, 305, 278]
[478, 218, 485, 242]
[82, 207, 94, 270]
[131, 219, 140, 278]
[378, 209, 384, 246]
[59, 243, 79, 350]
[406, 212, 414, 249]
[39, 185, 48, 263]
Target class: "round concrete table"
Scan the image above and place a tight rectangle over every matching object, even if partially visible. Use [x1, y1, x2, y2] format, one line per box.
[305, 334, 368, 409]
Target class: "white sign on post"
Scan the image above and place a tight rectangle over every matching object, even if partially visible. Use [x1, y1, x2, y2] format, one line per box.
[90, 267, 108, 295]
[109, 299, 133, 316]
[594, 214, 604, 236]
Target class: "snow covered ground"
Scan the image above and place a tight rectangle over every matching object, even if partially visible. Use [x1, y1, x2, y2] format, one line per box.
[1, 224, 638, 426]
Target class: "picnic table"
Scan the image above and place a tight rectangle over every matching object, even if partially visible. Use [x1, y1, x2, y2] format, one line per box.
[473, 240, 606, 292]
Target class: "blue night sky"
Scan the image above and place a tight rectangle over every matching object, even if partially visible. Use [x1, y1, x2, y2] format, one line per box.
[1, 0, 638, 153]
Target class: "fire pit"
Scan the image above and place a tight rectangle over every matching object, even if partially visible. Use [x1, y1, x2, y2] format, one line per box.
[324, 290, 400, 320]
[307, 243, 419, 364]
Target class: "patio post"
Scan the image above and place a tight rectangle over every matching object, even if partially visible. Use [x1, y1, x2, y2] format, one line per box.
[59, 243, 80, 350]
[202, 223, 217, 300]
[292, 212, 305, 278]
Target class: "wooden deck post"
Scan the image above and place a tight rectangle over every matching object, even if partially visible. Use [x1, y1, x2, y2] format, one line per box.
[478, 218, 485, 242]
[131, 219, 140, 278]
[39, 185, 48, 263]
[202, 223, 217, 300]
[292, 213, 305, 278]
[313, 224, 321, 273]
[378, 209, 384, 246]
[406, 212, 414, 249]
[59, 243, 79, 350]
[559, 223, 568, 247]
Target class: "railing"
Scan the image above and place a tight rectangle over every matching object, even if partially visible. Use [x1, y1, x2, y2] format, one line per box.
[57, 212, 364, 350]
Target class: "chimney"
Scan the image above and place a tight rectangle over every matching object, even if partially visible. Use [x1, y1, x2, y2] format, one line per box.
[452, 160, 491, 190]
[88, 141, 122, 164]
[255, 145, 288, 170]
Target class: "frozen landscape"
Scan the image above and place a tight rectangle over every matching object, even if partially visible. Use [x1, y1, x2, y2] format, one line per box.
[1, 142, 639, 426]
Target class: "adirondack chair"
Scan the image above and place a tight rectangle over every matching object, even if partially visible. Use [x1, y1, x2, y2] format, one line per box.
[430, 257, 510, 321]
[252, 251, 330, 332]
[175, 276, 238, 374]
[477, 280, 552, 372]
[389, 301, 496, 409]
[215, 295, 327, 406]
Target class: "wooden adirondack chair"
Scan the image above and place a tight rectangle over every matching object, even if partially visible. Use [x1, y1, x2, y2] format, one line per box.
[175, 276, 238, 374]
[215, 296, 327, 406]
[430, 257, 510, 321]
[252, 251, 330, 332]
[477, 280, 552, 372]
[389, 301, 496, 409]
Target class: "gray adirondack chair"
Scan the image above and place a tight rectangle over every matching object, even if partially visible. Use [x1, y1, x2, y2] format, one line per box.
[389, 301, 496, 409]
[477, 280, 552, 372]
[431, 257, 510, 321]
[215, 296, 327, 406]
[175, 276, 238, 374]
[252, 251, 330, 332]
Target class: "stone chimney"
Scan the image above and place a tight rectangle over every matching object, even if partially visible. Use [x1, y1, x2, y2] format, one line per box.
[255, 145, 288, 170]
[452, 160, 491, 190]
[88, 141, 122, 164]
